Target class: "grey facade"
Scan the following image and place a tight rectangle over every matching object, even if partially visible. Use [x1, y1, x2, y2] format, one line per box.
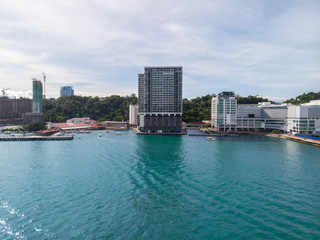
[138, 66, 183, 133]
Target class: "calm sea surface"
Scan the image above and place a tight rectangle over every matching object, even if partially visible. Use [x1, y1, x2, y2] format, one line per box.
[0, 131, 319, 239]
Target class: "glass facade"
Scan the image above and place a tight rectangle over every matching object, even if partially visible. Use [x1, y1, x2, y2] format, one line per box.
[32, 79, 43, 113]
[211, 92, 237, 131]
[60, 86, 74, 97]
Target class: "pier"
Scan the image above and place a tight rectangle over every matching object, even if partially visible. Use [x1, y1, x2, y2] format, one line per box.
[0, 135, 74, 141]
[188, 133, 239, 137]
[189, 133, 221, 137]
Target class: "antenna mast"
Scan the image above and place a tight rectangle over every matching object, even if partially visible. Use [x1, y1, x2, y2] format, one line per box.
[43, 72, 46, 121]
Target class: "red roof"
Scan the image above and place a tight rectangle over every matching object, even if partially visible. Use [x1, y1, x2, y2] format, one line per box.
[36, 128, 59, 134]
[52, 122, 104, 130]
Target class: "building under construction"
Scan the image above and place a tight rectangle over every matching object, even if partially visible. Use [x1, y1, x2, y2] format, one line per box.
[0, 78, 45, 125]
[22, 78, 44, 124]
[0, 98, 32, 125]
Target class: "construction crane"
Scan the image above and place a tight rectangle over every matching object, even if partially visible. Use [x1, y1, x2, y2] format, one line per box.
[1, 87, 11, 97]
[43, 72, 46, 121]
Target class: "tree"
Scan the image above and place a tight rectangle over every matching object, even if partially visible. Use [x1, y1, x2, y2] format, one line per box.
[23, 122, 46, 132]
[284, 92, 320, 105]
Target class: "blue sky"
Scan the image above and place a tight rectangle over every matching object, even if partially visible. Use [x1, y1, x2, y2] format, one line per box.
[0, 0, 319, 102]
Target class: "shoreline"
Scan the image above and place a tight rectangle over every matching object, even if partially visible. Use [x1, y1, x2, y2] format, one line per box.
[263, 133, 320, 147]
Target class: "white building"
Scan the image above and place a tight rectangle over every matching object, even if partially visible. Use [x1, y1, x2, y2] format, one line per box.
[286, 100, 320, 134]
[211, 92, 237, 131]
[66, 117, 95, 123]
[129, 105, 139, 125]
[211, 93, 320, 134]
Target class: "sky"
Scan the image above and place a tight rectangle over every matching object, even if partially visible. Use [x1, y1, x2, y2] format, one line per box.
[0, 0, 319, 102]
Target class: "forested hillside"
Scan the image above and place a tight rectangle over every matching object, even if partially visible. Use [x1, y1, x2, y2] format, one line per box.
[45, 93, 283, 123]
[284, 92, 320, 105]
[46, 94, 138, 122]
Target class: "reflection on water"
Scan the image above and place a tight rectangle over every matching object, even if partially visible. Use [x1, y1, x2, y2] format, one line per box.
[283, 140, 302, 177]
[130, 136, 185, 209]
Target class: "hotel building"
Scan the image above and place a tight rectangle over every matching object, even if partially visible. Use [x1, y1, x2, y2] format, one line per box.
[138, 66, 183, 133]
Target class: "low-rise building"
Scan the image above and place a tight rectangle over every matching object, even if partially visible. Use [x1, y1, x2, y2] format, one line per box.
[67, 117, 96, 123]
[101, 121, 129, 130]
[287, 100, 320, 134]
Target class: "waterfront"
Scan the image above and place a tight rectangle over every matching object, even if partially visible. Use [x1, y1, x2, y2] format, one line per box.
[0, 131, 320, 239]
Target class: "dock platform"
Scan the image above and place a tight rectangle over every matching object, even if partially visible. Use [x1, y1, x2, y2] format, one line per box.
[189, 133, 239, 137]
[0, 135, 74, 141]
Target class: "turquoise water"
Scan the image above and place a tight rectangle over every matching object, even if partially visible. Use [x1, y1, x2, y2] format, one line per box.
[0, 131, 320, 239]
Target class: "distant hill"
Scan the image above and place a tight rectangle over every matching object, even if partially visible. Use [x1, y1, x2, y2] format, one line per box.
[284, 92, 320, 105]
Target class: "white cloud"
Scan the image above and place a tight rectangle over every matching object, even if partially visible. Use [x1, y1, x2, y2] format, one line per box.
[0, 0, 319, 99]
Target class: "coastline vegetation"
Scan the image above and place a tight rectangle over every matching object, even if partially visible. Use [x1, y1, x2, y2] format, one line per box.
[283, 91, 320, 105]
[44, 92, 320, 123]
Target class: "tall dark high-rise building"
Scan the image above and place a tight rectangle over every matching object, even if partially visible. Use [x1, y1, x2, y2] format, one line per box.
[138, 66, 183, 134]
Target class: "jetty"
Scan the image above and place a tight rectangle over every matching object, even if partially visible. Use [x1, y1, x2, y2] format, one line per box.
[188, 133, 239, 137]
[189, 133, 221, 137]
[0, 135, 74, 141]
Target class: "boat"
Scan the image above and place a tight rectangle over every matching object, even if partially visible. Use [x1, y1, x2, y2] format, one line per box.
[105, 130, 109, 133]
[207, 137, 215, 141]
[115, 132, 122, 135]
[98, 134, 102, 138]
[84, 130, 91, 134]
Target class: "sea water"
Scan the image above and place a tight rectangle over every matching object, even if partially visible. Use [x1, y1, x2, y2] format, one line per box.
[0, 131, 319, 239]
